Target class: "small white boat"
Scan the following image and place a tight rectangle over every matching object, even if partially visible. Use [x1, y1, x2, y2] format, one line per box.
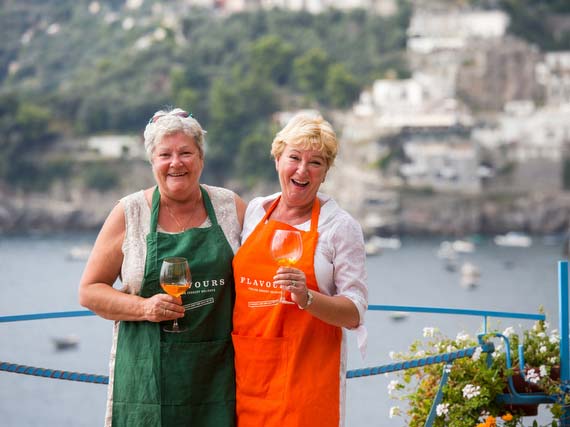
[452, 240, 475, 253]
[365, 236, 402, 256]
[66, 245, 92, 261]
[460, 262, 480, 289]
[437, 241, 457, 260]
[365, 240, 382, 256]
[372, 236, 402, 250]
[494, 232, 532, 248]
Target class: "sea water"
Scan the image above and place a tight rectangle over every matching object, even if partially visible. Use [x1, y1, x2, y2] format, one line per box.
[0, 233, 564, 426]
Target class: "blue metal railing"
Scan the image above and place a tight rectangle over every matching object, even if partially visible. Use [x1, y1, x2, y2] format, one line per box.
[2, 261, 570, 426]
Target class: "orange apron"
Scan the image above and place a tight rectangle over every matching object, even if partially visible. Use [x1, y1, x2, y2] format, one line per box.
[232, 196, 342, 427]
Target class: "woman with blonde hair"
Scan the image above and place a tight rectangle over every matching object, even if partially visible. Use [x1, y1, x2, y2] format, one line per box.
[232, 112, 368, 427]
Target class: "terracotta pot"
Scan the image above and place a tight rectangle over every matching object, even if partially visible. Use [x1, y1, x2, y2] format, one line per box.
[502, 373, 539, 416]
[500, 366, 560, 417]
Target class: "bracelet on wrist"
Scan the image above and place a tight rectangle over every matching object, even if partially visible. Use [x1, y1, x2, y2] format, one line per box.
[298, 290, 314, 310]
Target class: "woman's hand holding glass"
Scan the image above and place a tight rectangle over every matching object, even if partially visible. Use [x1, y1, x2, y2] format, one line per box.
[160, 257, 191, 332]
[271, 230, 303, 304]
[142, 293, 185, 323]
[273, 265, 309, 307]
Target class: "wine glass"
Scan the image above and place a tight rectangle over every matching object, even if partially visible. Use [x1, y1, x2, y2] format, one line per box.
[160, 257, 191, 333]
[270, 229, 303, 304]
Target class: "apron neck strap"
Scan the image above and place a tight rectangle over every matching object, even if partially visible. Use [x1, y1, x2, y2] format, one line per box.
[150, 186, 161, 232]
[263, 194, 321, 233]
[200, 186, 218, 225]
[149, 185, 218, 232]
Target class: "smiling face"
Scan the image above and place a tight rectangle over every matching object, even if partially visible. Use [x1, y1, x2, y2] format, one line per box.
[151, 132, 204, 200]
[275, 143, 328, 210]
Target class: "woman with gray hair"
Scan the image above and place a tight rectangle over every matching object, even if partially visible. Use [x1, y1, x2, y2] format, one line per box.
[79, 107, 245, 426]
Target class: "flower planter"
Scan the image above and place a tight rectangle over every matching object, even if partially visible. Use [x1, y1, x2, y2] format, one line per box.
[500, 366, 560, 417]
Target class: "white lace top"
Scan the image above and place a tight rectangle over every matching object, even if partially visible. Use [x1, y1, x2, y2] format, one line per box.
[118, 185, 241, 294]
[104, 184, 241, 426]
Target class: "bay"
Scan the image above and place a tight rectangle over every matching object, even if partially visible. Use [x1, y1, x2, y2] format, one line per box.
[0, 233, 564, 426]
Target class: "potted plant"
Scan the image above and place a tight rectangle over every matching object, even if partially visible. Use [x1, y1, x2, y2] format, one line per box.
[387, 315, 565, 426]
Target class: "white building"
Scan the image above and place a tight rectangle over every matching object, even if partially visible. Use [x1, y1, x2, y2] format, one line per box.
[407, 10, 509, 54]
[500, 104, 570, 163]
[353, 73, 472, 129]
[217, 0, 397, 14]
[87, 135, 145, 159]
[536, 51, 570, 107]
[400, 140, 481, 194]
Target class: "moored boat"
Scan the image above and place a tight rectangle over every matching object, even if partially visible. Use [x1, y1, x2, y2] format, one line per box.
[494, 232, 532, 248]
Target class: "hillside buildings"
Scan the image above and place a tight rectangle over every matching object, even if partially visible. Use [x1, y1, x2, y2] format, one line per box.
[320, 8, 570, 234]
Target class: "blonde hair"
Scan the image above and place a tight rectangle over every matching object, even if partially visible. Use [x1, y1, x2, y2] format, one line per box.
[143, 108, 206, 161]
[271, 112, 338, 169]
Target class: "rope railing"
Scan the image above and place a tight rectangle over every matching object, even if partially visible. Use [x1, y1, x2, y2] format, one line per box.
[347, 342, 495, 378]
[0, 361, 108, 384]
[0, 343, 495, 385]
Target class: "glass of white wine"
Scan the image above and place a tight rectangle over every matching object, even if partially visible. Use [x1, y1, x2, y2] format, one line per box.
[270, 229, 303, 304]
[160, 257, 191, 333]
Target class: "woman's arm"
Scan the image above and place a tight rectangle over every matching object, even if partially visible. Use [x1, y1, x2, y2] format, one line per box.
[300, 291, 361, 329]
[78, 201, 184, 322]
[234, 194, 247, 229]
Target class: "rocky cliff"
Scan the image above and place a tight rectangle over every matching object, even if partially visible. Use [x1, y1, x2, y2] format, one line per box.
[2, 186, 569, 236]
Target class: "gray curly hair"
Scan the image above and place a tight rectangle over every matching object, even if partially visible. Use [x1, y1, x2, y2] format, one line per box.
[143, 108, 206, 161]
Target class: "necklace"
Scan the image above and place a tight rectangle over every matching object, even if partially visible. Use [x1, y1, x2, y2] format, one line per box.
[164, 200, 189, 232]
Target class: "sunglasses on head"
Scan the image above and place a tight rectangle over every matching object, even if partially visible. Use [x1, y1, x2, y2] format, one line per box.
[148, 110, 192, 124]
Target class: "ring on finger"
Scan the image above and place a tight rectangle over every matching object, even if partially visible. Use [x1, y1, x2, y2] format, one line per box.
[290, 280, 296, 287]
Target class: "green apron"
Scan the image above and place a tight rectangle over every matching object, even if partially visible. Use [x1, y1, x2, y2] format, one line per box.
[112, 186, 236, 427]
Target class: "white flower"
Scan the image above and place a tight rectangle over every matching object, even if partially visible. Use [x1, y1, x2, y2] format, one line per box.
[389, 406, 401, 418]
[389, 351, 396, 360]
[540, 345, 548, 353]
[423, 327, 436, 338]
[462, 384, 481, 399]
[540, 365, 547, 377]
[446, 345, 456, 353]
[456, 331, 470, 342]
[538, 332, 547, 339]
[415, 350, 426, 357]
[502, 326, 515, 337]
[550, 356, 558, 364]
[545, 321, 550, 329]
[436, 403, 450, 417]
[550, 333, 560, 344]
[526, 369, 540, 384]
[472, 346, 482, 361]
[387, 380, 399, 395]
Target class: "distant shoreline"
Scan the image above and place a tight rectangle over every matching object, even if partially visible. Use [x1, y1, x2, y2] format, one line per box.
[2, 188, 570, 236]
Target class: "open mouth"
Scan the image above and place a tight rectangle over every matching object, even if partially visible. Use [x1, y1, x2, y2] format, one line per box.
[291, 179, 309, 188]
